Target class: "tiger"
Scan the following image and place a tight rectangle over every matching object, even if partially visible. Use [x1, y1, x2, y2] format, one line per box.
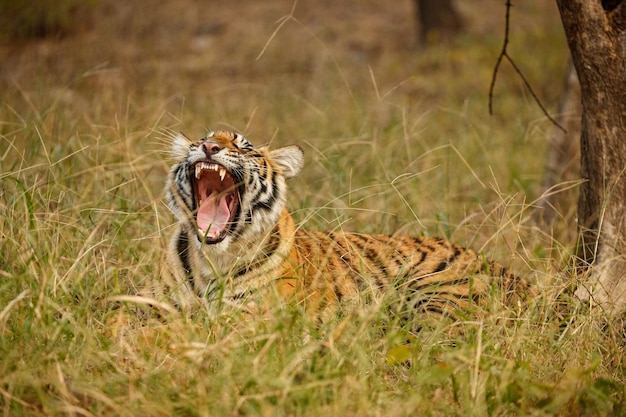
[154, 130, 533, 323]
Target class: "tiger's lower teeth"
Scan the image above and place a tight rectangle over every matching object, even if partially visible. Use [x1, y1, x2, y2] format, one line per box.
[198, 228, 220, 238]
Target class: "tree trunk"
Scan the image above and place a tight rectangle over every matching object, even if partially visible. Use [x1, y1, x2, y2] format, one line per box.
[556, 0, 626, 314]
[414, 0, 463, 46]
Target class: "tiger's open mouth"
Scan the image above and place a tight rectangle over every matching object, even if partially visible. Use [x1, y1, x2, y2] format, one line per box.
[191, 161, 240, 244]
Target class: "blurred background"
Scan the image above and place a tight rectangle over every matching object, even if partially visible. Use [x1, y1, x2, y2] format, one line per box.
[0, 0, 573, 265]
[0, 0, 568, 128]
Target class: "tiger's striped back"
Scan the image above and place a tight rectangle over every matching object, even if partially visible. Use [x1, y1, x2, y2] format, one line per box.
[227, 210, 531, 322]
[286, 229, 529, 320]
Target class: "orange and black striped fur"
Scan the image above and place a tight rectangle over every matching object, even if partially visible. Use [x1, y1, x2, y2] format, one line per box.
[156, 130, 532, 320]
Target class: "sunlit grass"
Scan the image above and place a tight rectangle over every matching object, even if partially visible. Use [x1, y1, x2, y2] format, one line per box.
[1, 0, 624, 415]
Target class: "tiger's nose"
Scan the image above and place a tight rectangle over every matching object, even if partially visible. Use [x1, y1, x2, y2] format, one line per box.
[203, 141, 221, 157]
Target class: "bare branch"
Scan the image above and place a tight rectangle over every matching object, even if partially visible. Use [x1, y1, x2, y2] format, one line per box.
[489, 0, 566, 132]
[488, 0, 511, 116]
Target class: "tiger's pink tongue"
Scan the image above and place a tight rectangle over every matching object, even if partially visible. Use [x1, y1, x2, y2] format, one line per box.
[197, 191, 230, 237]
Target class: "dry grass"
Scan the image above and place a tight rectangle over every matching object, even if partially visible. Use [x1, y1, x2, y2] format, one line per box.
[1, 0, 625, 415]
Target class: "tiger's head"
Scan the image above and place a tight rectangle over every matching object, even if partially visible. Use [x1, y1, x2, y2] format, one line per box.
[165, 130, 304, 252]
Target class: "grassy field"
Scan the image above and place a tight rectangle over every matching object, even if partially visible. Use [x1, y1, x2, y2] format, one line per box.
[1, 0, 625, 415]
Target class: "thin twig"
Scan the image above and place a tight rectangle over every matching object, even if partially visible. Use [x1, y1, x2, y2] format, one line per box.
[489, 0, 566, 132]
[504, 54, 565, 131]
[488, 0, 511, 115]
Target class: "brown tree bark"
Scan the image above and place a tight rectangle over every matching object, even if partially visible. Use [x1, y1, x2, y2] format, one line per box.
[414, 0, 463, 45]
[556, 0, 626, 313]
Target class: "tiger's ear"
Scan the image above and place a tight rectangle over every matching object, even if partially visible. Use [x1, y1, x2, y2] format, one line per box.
[270, 145, 304, 179]
[171, 132, 192, 160]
